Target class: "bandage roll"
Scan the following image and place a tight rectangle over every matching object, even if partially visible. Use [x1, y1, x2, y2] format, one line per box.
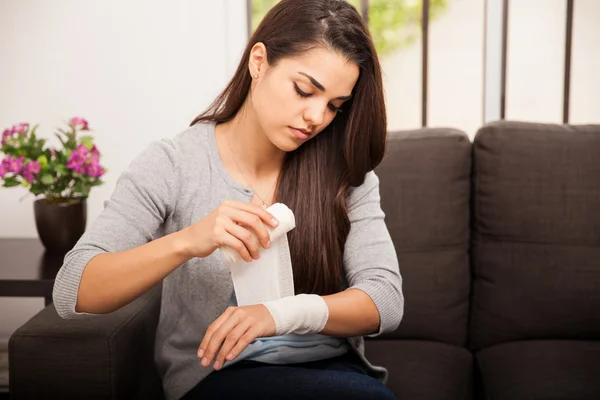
[220, 203, 296, 264]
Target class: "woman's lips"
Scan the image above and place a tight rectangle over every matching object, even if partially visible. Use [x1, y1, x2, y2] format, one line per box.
[290, 127, 309, 140]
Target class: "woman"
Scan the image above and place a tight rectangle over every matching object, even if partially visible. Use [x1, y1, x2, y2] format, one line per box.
[53, 0, 404, 399]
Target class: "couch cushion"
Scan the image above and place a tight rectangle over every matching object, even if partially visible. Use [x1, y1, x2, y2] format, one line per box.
[366, 339, 473, 400]
[476, 340, 600, 400]
[375, 128, 471, 346]
[470, 121, 600, 350]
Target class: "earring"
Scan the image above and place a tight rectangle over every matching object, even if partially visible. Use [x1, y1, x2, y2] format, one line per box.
[254, 74, 259, 79]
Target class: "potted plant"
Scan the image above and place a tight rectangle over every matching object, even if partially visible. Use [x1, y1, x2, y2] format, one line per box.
[0, 117, 106, 254]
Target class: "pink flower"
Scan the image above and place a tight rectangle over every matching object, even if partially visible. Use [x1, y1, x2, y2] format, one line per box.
[67, 149, 87, 174]
[71, 117, 89, 131]
[67, 145, 92, 174]
[87, 159, 105, 178]
[11, 123, 29, 135]
[22, 161, 41, 183]
[75, 144, 89, 157]
[0, 158, 9, 178]
[90, 145, 100, 158]
[8, 155, 24, 174]
[66, 144, 105, 177]
[1, 129, 11, 146]
[0, 155, 24, 177]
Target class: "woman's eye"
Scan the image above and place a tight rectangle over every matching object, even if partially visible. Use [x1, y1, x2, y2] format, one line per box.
[294, 82, 342, 113]
[293, 83, 311, 98]
[328, 104, 342, 113]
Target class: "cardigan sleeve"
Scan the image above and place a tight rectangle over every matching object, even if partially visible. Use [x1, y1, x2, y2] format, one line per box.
[343, 171, 404, 336]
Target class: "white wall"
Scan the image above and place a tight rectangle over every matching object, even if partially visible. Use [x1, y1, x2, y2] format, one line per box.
[0, 0, 248, 238]
[0, 0, 248, 342]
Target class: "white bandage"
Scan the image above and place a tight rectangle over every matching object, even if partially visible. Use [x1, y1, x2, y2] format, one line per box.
[261, 294, 329, 336]
[223, 203, 297, 306]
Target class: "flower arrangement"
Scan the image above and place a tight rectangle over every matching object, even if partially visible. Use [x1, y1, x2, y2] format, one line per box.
[0, 117, 106, 203]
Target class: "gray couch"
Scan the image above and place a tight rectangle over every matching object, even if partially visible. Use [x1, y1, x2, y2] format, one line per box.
[9, 121, 600, 399]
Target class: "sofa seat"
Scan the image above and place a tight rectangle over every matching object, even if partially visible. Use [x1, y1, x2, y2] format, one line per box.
[476, 339, 600, 400]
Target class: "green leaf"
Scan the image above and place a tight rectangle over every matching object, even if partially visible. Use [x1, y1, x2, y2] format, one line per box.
[37, 155, 49, 169]
[80, 135, 94, 150]
[40, 174, 54, 185]
[36, 138, 47, 151]
[3, 147, 19, 157]
[54, 164, 67, 174]
[72, 180, 85, 195]
[30, 184, 45, 195]
[55, 132, 68, 149]
[2, 177, 20, 187]
[21, 179, 30, 187]
[54, 150, 68, 164]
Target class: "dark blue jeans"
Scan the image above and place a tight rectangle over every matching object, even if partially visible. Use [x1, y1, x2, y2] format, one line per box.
[181, 352, 397, 400]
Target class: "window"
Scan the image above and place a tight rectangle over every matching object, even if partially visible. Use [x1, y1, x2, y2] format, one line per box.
[505, 0, 566, 123]
[570, 0, 600, 124]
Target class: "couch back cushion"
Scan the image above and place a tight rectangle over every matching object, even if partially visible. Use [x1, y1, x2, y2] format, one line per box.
[469, 121, 600, 350]
[375, 128, 472, 346]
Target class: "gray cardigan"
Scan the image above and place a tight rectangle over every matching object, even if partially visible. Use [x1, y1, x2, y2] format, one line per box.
[52, 121, 404, 400]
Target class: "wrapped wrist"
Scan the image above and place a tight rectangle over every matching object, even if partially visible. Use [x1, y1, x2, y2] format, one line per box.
[261, 294, 329, 336]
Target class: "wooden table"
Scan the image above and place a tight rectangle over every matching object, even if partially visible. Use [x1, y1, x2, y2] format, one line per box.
[0, 239, 64, 306]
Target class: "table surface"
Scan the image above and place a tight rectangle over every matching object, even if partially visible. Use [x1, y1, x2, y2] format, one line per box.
[0, 238, 64, 281]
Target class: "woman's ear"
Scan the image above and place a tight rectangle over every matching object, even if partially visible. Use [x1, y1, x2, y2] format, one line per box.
[248, 42, 268, 79]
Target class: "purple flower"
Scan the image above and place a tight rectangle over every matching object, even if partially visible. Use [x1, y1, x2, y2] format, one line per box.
[1, 129, 11, 146]
[0, 158, 9, 178]
[9, 155, 24, 174]
[86, 159, 105, 178]
[90, 145, 100, 158]
[12, 123, 29, 135]
[75, 144, 89, 156]
[66, 144, 105, 178]
[67, 153, 86, 174]
[0, 155, 24, 178]
[22, 161, 41, 183]
[66, 145, 89, 173]
[71, 117, 89, 131]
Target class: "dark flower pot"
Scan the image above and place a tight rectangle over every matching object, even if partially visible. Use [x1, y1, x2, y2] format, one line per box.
[34, 198, 87, 255]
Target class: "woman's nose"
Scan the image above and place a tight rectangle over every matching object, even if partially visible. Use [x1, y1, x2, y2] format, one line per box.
[303, 104, 325, 127]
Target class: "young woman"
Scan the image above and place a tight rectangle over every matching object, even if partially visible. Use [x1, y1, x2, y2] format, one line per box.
[53, 0, 403, 399]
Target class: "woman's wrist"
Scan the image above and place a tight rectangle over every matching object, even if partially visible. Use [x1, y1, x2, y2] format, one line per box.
[170, 228, 196, 261]
[261, 294, 329, 336]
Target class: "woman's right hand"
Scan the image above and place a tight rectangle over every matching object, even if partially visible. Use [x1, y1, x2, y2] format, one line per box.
[181, 200, 279, 262]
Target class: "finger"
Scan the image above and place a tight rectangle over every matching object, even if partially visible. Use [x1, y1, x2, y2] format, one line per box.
[223, 200, 279, 228]
[226, 208, 272, 250]
[214, 318, 252, 370]
[226, 326, 261, 363]
[218, 230, 253, 262]
[225, 221, 261, 260]
[202, 310, 243, 367]
[198, 307, 236, 359]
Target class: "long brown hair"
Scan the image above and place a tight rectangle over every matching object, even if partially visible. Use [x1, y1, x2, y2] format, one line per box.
[191, 0, 386, 295]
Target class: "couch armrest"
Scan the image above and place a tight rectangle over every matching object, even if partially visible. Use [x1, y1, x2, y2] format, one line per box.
[9, 283, 164, 400]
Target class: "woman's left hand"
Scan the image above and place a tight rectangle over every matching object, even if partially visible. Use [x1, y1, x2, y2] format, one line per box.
[198, 304, 276, 370]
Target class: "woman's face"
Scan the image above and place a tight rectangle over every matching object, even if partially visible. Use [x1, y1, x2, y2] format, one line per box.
[248, 45, 359, 152]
